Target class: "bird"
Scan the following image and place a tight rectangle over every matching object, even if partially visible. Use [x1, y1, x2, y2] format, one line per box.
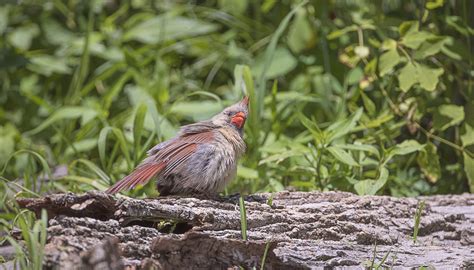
[105, 96, 249, 197]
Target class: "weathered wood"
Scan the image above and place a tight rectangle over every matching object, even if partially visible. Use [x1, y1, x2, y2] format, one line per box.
[15, 191, 474, 269]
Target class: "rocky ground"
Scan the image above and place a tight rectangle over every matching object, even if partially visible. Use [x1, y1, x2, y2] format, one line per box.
[10, 191, 474, 269]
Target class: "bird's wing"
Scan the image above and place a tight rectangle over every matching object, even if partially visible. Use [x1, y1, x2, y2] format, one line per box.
[105, 131, 215, 194]
[179, 121, 217, 135]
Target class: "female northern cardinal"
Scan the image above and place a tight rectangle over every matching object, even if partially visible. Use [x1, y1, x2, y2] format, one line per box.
[106, 96, 249, 196]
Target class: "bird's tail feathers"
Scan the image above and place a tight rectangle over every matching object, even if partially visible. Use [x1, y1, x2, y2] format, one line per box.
[105, 163, 166, 194]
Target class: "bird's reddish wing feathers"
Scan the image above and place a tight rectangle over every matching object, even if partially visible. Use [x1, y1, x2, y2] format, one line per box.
[105, 131, 214, 194]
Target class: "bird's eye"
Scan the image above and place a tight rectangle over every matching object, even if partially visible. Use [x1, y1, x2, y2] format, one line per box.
[225, 111, 232, 116]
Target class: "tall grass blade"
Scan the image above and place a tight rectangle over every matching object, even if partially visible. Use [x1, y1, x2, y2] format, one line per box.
[69, 159, 111, 185]
[257, 0, 308, 111]
[260, 241, 271, 270]
[133, 103, 148, 165]
[239, 195, 248, 241]
[69, 5, 93, 102]
[413, 200, 425, 243]
[98, 126, 132, 171]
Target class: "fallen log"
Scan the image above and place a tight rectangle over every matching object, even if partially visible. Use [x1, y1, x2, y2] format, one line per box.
[14, 191, 474, 269]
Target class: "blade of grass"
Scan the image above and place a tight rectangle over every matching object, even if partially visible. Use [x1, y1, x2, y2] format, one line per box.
[69, 5, 93, 103]
[0, 176, 41, 198]
[1, 150, 52, 190]
[80, 62, 126, 96]
[133, 103, 148, 165]
[98, 126, 132, 171]
[239, 195, 248, 241]
[59, 175, 109, 191]
[69, 159, 111, 185]
[103, 70, 133, 110]
[257, 0, 308, 112]
[138, 130, 157, 161]
[260, 241, 271, 270]
[369, 241, 377, 269]
[375, 247, 392, 269]
[413, 200, 425, 243]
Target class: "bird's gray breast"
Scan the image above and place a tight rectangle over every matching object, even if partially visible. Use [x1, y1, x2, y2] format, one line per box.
[182, 141, 237, 193]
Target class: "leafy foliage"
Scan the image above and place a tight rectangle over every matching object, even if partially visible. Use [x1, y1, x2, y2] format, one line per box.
[0, 0, 473, 247]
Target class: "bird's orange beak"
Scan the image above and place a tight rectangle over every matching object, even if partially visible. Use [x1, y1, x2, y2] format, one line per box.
[231, 111, 246, 129]
[241, 96, 249, 108]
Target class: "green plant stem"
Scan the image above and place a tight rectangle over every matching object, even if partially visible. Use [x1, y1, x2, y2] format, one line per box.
[415, 122, 474, 159]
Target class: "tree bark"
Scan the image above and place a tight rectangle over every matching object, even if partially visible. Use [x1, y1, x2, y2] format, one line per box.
[14, 191, 474, 269]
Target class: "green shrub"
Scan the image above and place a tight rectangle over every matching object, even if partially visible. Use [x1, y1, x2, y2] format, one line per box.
[0, 0, 472, 202]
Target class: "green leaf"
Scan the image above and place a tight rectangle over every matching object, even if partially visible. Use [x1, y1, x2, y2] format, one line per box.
[354, 167, 389, 195]
[398, 62, 444, 92]
[124, 15, 219, 44]
[360, 91, 376, 116]
[237, 165, 258, 179]
[398, 62, 417, 92]
[379, 49, 400, 76]
[7, 24, 39, 51]
[399, 21, 418, 36]
[170, 101, 222, 122]
[327, 146, 359, 167]
[299, 113, 323, 144]
[64, 139, 97, 156]
[413, 37, 447, 59]
[218, 0, 248, 16]
[461, 123, 474, 146]
[361, 111, 394, 128]
[0, 124, 18, 166]
[426, 0, 444, 9]
[327, 25, 358, 40]
[253, 46, 298, 79]
[417, 142, 441, 183]
[346, 67, 364, 85]
[433, 104, 465, 131]
[446, 16, 474, 37]
[327, 108, 363, 142]
[287, 9, 316, 53]
[42, 18, 76, 45]
[0, 6, 9, 34]
[417, 64, 444, 91]
[401, 31, 435, 49]
[25, 106, 98, 135]
[28, 55, 72, 76]
[336, 143, 380, 159]
[462, 107, 474, 192]
[463, 153, 474, 193]
[462, 120, 474, 192]
[385, 140, 424, 164]
[259, 149, 305, 165]
[392, 140, 424, 156]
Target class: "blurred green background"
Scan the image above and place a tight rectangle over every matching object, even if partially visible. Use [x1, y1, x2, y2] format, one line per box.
[0, 0, 473, 203]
